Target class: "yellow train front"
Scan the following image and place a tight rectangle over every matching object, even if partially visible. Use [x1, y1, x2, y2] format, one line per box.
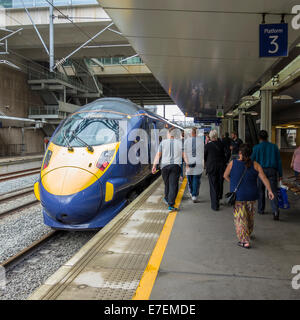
[34, 98, 167, 230]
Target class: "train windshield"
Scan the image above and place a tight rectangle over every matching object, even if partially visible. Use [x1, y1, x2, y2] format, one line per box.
[52, 112, 126, 147]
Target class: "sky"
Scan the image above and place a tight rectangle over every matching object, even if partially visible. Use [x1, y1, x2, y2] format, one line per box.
[155, 105, 194, 122]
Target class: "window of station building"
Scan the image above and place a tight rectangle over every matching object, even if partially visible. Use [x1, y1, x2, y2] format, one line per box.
[280, 128, 297, 148]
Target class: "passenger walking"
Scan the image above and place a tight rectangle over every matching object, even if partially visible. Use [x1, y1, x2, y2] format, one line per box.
[204, 132, 210, 144]
[184, 127, 204, 203]
[222, 132, 232, 163]
[204, 130, 226, 211]
[291, 145, 300, 181]
[152, 127, 188, 211]
[251, 130, 282, 220]
[230, 131, 243, 160]
[224, 144, 274, 249]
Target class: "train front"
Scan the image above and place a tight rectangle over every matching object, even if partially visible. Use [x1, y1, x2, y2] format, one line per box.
[34, 110, 125, 230]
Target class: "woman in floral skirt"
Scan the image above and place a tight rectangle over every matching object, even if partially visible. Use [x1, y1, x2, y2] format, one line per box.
[224, 144, 274, 249]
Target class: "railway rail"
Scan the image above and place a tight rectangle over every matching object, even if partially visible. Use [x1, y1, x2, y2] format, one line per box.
[0, 231, 58, 269]
[0, 168, 40, 183]
[0, 188, 39, 218]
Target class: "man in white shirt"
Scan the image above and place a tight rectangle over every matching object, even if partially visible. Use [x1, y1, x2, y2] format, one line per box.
[152, 127, 188, 211]
[184, 127, 204, 202]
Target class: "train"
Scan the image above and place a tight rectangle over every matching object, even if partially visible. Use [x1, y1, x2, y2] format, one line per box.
[34, 98, 182, 230]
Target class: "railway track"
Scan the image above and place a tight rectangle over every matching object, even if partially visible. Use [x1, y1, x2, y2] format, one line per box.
[0, 168, 40, 183]
[0, 231, 59, 269]
[0, 188, 39, 219]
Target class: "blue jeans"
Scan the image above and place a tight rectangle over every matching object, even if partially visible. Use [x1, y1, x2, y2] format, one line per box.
[187, 174, 202, 197]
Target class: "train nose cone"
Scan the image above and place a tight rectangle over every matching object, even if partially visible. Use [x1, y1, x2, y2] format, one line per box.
[40, 167, 102, 225]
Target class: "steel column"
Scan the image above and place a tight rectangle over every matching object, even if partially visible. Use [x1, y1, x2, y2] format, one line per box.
[276, 128, 281, 149]
[49, 0, 54, 72]
[238, 109, 245, 142]
[260, 90, 272, 140]
[228, 118, 233, 134]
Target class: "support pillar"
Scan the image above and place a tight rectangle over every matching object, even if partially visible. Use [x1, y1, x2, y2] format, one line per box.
[49, 0, 54, 73]
[228, 118, 233, 134]
[296, 128, 300, 146]
[222, 119, 229, 136]
[238, 109, 245, 142]
[276, 128, 281, 149]
[260, 90, 272, 140]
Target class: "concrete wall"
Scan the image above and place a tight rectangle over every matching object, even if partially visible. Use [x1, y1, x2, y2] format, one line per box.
[0, 64, 44, 155]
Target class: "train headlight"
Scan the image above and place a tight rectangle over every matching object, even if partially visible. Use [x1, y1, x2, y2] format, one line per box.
[43, 150, 53, 170]
[96, 150, 115, 171]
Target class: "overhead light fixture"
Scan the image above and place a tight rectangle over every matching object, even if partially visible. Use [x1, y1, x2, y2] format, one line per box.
[273, 95, 293, 100]
[240, 96, 260, 102]
[271, 74, 280, 86]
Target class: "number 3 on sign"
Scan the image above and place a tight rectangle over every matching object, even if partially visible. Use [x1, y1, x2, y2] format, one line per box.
[268, 35, 279, 54]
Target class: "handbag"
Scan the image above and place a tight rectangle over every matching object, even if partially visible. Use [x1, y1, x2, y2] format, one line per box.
[278, 183, 290, 209]
[224, 166, 247, 206]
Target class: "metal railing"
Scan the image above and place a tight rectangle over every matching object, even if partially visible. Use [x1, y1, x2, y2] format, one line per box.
[0, 1, 97, 9]
[0, 144, 26, 157]
[29, 106, 59, 115]
[90, 57, 144, 66]
[27, 62, 94, 93]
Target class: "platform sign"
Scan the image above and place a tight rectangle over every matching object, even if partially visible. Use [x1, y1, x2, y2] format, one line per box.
[259, 23, 288, 57]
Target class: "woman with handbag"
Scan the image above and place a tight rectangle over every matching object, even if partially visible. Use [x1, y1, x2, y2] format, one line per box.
[224, 144, 274, 249]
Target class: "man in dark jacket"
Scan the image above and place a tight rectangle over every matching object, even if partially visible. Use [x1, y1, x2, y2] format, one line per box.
[251, 130, 282, 220]
[230, 131, 243, 160]
[222, 132, 232, 163]
[204, 130, 226, 211]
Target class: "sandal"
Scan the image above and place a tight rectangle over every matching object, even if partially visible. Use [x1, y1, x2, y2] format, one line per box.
[238, 242, 251, 249]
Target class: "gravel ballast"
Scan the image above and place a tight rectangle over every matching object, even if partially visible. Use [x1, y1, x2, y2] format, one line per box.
[0, 230, 97, 300]
[0, 174, 39, 195]
[0, 204, 50, 263]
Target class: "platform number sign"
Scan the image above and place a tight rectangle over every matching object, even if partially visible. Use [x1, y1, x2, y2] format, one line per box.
[259, 23, 288, 57]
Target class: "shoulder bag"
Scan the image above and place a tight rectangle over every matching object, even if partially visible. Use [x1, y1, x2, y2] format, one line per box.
[224, 165, 247, 206]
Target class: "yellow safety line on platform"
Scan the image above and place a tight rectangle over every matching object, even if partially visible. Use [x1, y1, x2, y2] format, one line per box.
[132, 177, 187, 300]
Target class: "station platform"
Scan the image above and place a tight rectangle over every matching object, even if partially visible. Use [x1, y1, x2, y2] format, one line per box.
[29, 175, 300, 300]
[0, 154, 43, 174]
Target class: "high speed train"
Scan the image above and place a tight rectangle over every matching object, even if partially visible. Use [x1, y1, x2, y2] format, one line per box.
[34, 98, 182, 230]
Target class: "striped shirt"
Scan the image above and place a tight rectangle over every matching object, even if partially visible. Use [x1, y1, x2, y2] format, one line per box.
[158, 138, 183, 168]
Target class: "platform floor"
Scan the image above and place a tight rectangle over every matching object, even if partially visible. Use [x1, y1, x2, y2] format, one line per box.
[29, 177, 172, 300]
[151, 176, 300, 300]
[29, 174, 300, 300]
[0, 154, 43, 164]
[0, 154, 44, 174]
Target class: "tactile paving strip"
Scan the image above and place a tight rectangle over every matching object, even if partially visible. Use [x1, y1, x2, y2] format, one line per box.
[29, 177, 175, 300]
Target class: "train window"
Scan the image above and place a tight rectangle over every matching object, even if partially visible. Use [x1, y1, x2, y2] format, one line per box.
[52, 112, 126, 147]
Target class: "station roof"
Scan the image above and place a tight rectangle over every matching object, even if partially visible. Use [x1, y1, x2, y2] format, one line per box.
[97, 0, 300, 116]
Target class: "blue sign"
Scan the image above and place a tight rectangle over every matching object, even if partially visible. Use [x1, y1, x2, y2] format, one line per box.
[259, 23, 288, 57]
